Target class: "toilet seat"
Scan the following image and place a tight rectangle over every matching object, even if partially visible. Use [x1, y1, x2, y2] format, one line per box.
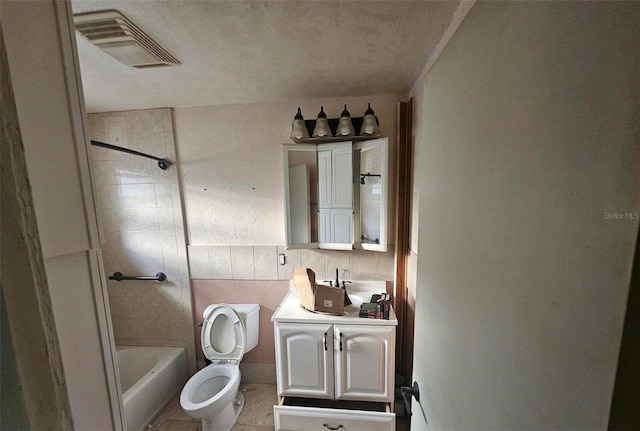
[201, 304, 246, 363]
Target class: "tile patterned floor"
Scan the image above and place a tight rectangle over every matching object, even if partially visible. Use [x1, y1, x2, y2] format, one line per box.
[148, 383, 410, 431]
[148, 383, 276, 431]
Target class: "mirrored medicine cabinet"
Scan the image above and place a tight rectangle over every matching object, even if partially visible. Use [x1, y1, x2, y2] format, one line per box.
[282, 138, 388, 252]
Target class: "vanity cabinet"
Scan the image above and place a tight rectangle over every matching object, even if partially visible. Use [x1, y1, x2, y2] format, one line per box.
[275, 323, 394, 402]
[272, 282, 397, 431]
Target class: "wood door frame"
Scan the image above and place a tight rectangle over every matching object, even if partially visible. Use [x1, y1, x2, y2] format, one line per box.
[394, 99, 414, 383]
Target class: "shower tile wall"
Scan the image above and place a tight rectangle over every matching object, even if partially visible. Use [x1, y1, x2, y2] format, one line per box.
[88, 108, 196, 374]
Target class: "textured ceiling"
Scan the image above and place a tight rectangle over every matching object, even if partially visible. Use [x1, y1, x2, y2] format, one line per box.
[71, 0, 460, 113]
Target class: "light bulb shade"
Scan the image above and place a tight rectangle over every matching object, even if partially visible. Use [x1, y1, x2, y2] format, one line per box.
[336, 116, 355, 136]
[312, 117, 332, 137]
[290, 107, 309, 139]
[312, 106, 332, 137]
[335, 104, 355, 136]
[359, 103, 379, 135]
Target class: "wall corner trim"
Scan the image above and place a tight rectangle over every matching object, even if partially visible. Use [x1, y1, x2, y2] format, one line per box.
[410, 0, 476, 95]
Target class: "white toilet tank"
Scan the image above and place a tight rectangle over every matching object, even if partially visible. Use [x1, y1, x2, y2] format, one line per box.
[227, 304, 260, 353]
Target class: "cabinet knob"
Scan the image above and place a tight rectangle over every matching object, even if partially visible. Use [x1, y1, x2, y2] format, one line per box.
[323, 424, 344, 430]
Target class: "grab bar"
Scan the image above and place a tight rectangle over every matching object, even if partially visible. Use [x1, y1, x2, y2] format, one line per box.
[361, 234, 380, 244]
[108, 272, 167, 282]
[90, 140, 172, 170]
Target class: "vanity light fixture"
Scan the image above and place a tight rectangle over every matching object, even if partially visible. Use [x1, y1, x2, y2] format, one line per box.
[335, 105, 356, 137]
[360, 103, 380, 135]
[312, 106, 332, 138]
[290, 107, 309, 140]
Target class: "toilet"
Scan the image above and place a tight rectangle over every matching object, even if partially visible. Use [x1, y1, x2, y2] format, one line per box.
[180, 303, 260, 431]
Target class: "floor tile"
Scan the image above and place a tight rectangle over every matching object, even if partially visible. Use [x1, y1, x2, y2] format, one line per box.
[236, 384, 277, 427]
[149, 418, 201, 431]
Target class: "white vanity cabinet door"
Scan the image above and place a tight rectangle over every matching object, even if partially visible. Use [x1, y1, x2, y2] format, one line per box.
[331, 144, 353, 208]
[275, 322, 334, 399]
[330, 209, 353, 244]
[318, 209, 330, 243]
[317, 150, 331, 209]
[333, 325, 395, 402]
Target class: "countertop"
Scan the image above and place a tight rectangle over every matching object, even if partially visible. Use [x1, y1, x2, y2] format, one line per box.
[271, 281, 397, 326]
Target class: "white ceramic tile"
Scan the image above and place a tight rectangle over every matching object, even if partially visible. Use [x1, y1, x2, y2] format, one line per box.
[127, 251, 165, 276]
[177, 255, 189, 277]
[103, 116, 131, 157]
[300, 249, 326, 281]
[253, 246, 278, 280]
[164, 132, 177, 161]
[163, 252, 181, 277]
[92, 160, 121, 185]
[325, 251, 351, 282]
[127, 109, 164, 134]
[161, 108, 173, 133]
[156, 207, 176, 231]
[187, 246, 210, 279]
[100, 208, 125, 232]
[173, 207, 185, 231]
[102, 231, 127, 252]
[123, 231, 163, 254]
[97, 184, 122, 209]
[209, 246, 232, 279]
[159, 231, 178, 254]
[350, 250, 375, 280]
[120, 184, 156, 208]
[152, 160, 178, 183]
[231, 246, 255, 280]
[90, 144, 113, 162]
[154, 183, 172, 208]
[117, 159, 155, 184]
[176, 231, 187, 251]
[169, 183, 182, 208]
[132, 131, 166, 159]
[375, 249, 395, 281]
[122, 208, 159, 231]
[277, 246, 301, 281]
[87, 114, 106, 144]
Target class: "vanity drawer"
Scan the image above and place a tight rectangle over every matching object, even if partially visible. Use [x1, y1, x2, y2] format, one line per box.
[274, 405, 395, 431]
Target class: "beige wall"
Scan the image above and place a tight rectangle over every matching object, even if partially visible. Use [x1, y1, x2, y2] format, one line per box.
[410, 2, 639, 430]
[88, 108, 196, 373]
[175, 95, 400, 282]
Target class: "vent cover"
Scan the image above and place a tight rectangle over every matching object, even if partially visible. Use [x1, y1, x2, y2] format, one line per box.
[74, 10, 180, 68]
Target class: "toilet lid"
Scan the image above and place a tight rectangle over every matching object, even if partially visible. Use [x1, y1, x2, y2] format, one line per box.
[201, 304, 246, 362]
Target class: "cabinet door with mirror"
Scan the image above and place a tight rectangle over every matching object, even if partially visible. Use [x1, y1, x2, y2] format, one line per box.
[282, 138, 387, 252]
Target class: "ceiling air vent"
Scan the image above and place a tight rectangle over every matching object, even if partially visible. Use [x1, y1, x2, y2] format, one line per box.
[74, 10, 180, 68]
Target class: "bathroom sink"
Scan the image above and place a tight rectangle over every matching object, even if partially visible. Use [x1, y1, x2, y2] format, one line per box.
[346, 294, 365, 308]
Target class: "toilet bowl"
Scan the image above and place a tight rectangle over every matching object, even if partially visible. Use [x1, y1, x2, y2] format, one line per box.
[180, 303, 259, 431]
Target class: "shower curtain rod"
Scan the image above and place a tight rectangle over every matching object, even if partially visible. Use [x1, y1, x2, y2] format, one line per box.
[90, 140, 172, 170]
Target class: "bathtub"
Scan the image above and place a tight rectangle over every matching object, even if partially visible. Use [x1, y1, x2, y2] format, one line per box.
[116, 346, 188, 431]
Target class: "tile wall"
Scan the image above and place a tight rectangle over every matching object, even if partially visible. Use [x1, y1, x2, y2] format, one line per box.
[88, 108, 196, 373]
[187, 245, 395, 282]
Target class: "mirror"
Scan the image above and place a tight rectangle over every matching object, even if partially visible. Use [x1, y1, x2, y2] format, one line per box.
[353, 138, 387, 252]
[283, 138, 388, 251]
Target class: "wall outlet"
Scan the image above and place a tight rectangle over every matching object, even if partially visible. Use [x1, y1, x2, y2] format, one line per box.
[278, 253, 286, 266]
